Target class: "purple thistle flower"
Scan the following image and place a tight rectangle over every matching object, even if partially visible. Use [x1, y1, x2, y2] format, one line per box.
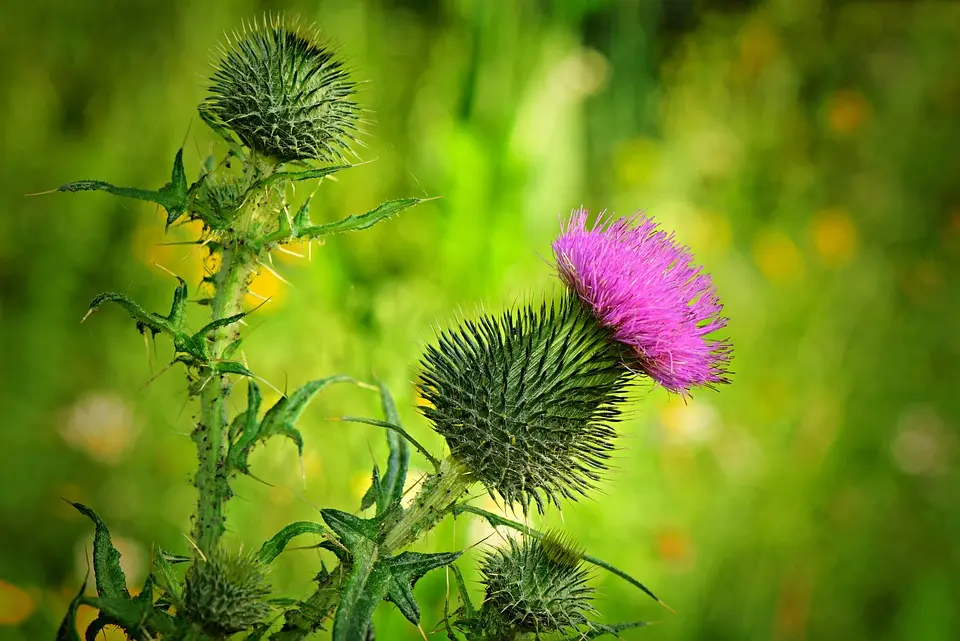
[552, 208, 732, 395]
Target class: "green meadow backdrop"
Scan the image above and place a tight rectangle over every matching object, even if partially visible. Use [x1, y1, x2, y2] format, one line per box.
[1, 0, 958, 639]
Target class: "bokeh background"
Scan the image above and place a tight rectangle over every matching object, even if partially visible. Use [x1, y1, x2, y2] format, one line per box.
[2, 0, 959, 639]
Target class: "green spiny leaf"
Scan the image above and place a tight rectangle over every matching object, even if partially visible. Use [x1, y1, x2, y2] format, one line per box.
[383, 551, 462, 625]
[69, 502, 129, 599]
[341, 416, 439, 470]
[248, 165, 352, 196]
[258, 521, 332, 565]
[56, 149, 189, 227]
[57, 579, 86, 641]
[151, 549, 183, 608]
[229, 376, 355, 476]
[198, 103, 244, 154]
[378, 382, 409, 512]
[300, 197, 423, 240]
[332, 538, 386, 641]
[578, 621, 653, 639]
[84, 615, 112, 641]
[320, 509, 382, 552]
[360, 465, 383, 512]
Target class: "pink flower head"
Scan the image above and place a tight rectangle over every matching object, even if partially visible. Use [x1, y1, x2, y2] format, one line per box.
[552, 208, 731, 395]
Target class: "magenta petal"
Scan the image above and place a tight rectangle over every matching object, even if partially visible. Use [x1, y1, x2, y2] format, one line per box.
[552, 208, 732, 394]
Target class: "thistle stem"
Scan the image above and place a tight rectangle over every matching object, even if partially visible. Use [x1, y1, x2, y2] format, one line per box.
[192, 245, 256, 553]
[273, 457, 472, 639]
[382, 457, 473, 552]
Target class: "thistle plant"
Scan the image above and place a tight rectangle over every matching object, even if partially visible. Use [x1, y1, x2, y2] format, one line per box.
[50, 17, 732, 641]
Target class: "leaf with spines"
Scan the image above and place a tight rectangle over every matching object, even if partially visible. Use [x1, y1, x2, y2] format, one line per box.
[69, 502, 129, 599]
[299, 197, 425, 240]
[577, 621, 653, 639]
[56, 580, 86, 641]
[258, 521, 333, 565]
[228, 376, 357, 476]
[151, 549, 185, 608]
[383, 550, 462, 625]
[360, 381, 411, 514]
[248, 164, 352, 195]
[84, 277, 251, 376]
[56, 149, 190, 227]
[320, 509, 461, 637]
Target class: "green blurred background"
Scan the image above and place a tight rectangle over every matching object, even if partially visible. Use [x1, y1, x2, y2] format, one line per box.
[2, 0, 958, 639]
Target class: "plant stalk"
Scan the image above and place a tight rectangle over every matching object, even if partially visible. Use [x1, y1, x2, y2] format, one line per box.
[382, 456, 473, 552]
[192, 244, 256, 553]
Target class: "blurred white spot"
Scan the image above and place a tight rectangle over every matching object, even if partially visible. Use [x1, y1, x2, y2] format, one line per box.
[554, 47, 610, 98]
[59, 392, 138, 464]
[892, 407, 951, 476]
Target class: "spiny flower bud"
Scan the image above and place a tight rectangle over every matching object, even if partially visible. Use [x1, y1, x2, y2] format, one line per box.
[183, 548, 271, 636]
[554, 209, 732, 395]
[418, 294, 630, 513]
[477, 532, 593, 636]
[205, 18, 360, 162]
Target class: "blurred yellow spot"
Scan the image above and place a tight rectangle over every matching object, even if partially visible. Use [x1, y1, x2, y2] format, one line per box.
[615, 138, 660, 189]
[74, 604, 127, 639]
[656, 529, 692, 563]
[135, 219, 204, 284]
[737, 17, 780, 77]
[0, 580, 35, 625]
[268, 484, 295, 507]
[245, 265, 285, 309]
[689, 210, 733, 255]
[827, 90, 870, 134]
[352, 472, 373, 501]
[752, 229, 805, 284]
[811, 208, 858, 266]
[301, 450, 323, 480]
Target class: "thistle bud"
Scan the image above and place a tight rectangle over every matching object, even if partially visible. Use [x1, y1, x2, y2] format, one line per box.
[183, 548, 271, 636]
[475, 532, 593, 637]
[418, 295, 629, 513]
[205, 18, 360, 162]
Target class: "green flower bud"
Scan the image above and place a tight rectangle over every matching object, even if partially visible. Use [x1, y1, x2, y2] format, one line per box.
[204, 18, 360, 162]
[418, 294, 630, 512]
[183, 548, 271, 636]
[477, 532, 594, 637]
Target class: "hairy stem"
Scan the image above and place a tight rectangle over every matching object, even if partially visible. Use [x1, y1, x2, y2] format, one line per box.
[382, 457, 473, 552]
[191, 245, 256, 553]
[274, 458, 473, 638]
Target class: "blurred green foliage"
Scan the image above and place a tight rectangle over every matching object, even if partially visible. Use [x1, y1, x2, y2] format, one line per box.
[1, 0, 958, 639]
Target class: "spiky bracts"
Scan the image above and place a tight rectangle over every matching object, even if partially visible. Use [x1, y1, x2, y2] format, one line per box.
[553, 208, 732, 395]
[476, 533, 594, 637]
[418, 294, 630, 513]
[183, 548, 271, 636]
[205, 18, 360, 162]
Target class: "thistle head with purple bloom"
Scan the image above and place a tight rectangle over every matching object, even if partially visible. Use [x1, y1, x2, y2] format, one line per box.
[553, 208, 732, 395]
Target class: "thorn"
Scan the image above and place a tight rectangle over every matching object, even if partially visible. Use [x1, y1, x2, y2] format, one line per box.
[274, 244, 304, 258]
[182, 534, 207, 562]
[416, 624, 428, 641]
[81, 308, 96, 323]
[246, 290, 271, 302]
[25, 188, 60, 197]
[152, 262, 180, 279]
[139, 361, 176, 391]
[259, 261, 292, 286]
